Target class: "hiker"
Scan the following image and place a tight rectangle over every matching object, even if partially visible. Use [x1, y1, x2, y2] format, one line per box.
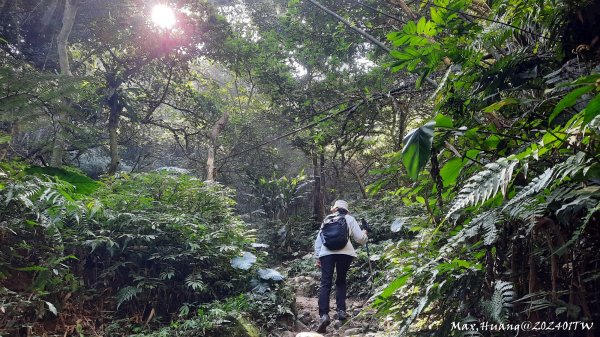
[314, 200, 368, 333]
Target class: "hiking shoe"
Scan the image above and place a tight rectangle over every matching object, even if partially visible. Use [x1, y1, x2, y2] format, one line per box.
[337, 310, 347, 321]
[316, 314, 331, 333]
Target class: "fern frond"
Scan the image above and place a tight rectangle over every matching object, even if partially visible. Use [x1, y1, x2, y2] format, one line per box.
[481, 281, 515, 324]
[554, 202, 600, 256]
[458, 315, 482, 337]
[185, 274, 207, 292]
[160, 269, 176, 280]
[447, 159, 518, 218]
[441, 211, 500, 256]
[503, 195, 547, 233]
[504, 152, 590, 211]
[116, 286, 142, 309]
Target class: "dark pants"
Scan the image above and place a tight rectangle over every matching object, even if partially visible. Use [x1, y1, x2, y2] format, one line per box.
[318, 254, 353, 316]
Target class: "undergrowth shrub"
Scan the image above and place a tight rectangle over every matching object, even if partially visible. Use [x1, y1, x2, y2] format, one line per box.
[0, 164, 283, 336]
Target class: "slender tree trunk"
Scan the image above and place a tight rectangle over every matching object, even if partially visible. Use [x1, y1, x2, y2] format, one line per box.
[50, 0, 78, 167]
[391, 97, 407, 151]
[312, 151, 325, 223]
[319, 152, 327, 206]
[307, 0, 391, 52]
[206, 112, 229, 180]
[348, 162, 368, 199]
[390, 0, 418, 19]
[106, 92, 121, 175]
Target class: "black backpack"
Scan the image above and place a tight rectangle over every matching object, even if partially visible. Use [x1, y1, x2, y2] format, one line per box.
[320, 214, 349, 250]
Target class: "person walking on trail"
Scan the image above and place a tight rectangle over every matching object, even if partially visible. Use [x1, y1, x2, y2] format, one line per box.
[314, 200, 368, 333]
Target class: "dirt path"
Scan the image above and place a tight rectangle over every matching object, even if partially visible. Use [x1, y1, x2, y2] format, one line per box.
[286, 276, 382, 337]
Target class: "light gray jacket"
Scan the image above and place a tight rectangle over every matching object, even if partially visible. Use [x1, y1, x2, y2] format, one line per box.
[314, 213, 367, 258]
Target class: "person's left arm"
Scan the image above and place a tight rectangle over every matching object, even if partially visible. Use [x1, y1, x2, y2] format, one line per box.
[347, 216, 368, 245]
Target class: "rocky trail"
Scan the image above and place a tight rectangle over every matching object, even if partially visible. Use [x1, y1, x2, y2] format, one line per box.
[277, 274, 387, 337]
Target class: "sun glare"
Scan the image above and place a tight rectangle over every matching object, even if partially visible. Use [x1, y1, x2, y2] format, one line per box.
[151, 4, 176, 29]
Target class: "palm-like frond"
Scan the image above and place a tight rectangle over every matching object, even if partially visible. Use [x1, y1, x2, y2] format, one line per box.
[481, 281, 515, 324]
[447, 159, 518, 219]
[116, 286, 142, 309]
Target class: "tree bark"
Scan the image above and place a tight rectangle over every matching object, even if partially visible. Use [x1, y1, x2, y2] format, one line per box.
[390, 0, 418, 19]
[307, 0, 391, 53]
[50, 0, 78, 167]
[206, 112, 229, 180]
[106, 92, 121, 175]
[312, 151, 325, 223]
[348, 161, 368, 199]
[319, 152, 327, 206]
[390, 97, 407, 151]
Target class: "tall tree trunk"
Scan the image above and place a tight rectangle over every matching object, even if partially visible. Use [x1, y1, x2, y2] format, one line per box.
[106, 92, 121, 175]
[319, 152, 327, 205]
[206, 112, 229, 180]
[312, 151, 325, 223]
[391, 97, 407, 151]
[348, 162, 368, 199]
[50, 0, 78, 167]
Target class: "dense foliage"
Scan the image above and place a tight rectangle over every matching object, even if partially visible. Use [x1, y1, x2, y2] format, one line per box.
[1, 0, 600, 336]
[370, 0, 600, 335]
[0, 165, 292, 335]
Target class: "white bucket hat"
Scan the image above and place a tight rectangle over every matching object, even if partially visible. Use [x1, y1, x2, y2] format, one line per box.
[331, 200, 349, 212]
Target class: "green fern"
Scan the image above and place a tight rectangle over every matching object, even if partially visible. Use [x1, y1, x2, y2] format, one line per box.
[185, 274, 207, 292]
[503, 152, 590, 211]
[441, 211, 500, 257]
[481, 281, 515, 324]
[116, 286, 142, 309]
[447, 159, 518, 218]
[554, 203, 600, 256]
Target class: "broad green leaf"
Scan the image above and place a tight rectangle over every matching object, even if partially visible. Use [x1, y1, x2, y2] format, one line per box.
[452, 259, 471, 268]
[466, 149, 481, 160]
[572, 73, 600, 85]
[403, 21, 417, 34]
[379, 274, 410, 300]
[386, 31, 401, 41]
[550, 85, 594, 123]
[440, 157, 465, 187]
[0, 135, 11, 144]
[25, 166, 100, 195]
[434, 114, 453, 128]
[482, 98, 519, 113]
[430, 7, 444, 25]
[464, 128, 479, 140]
[583, 93, 600, 125]
[542, 131, 560, 146]
[416, 17, 427, 34]
[406, 58, 421, 71]
[402, 121, 435, 180]
[390, 218, 405, 232]
[230, 252, 256, 270]
[258, 268, 284, 281]
[484, 135, 500, 149]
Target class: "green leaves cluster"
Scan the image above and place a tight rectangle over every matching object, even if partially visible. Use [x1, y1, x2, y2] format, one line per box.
[0, 166, 273, 335]
[372, 0, 600, 334]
